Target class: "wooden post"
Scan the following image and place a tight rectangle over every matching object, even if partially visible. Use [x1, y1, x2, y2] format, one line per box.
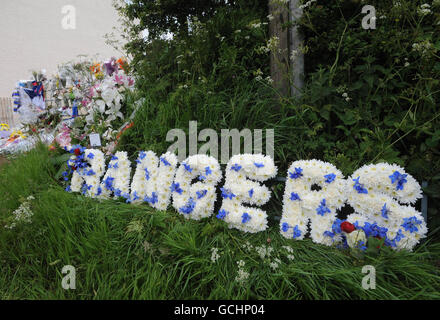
[289, 0, 304, 97]
[269, 0, 290, 97]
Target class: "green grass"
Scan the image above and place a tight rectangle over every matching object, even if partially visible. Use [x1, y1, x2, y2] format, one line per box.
[0, 145, 439, 300]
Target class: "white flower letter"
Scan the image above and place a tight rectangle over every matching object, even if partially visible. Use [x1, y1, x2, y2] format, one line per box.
[346, 163, 426, 251]
[280, 160, 347, 245]
[172, 155, 222, 220]
[99, 151, 132, 201]
[218, 154, 277, 233]
[130, 151, 178, 210]
[68, 148, 106, 198]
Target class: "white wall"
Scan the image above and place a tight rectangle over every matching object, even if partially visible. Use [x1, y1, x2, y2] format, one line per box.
[0, 0, 125, 97]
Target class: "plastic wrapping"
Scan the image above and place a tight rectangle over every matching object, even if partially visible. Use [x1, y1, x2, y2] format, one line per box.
[0, 131, 54, 155]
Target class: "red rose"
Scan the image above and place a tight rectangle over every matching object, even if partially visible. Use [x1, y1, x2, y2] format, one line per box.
[341, 221, 356, 233]
[74, 148, 81, 156]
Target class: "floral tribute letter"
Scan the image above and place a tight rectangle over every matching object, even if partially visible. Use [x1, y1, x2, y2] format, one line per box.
[98, 151, 132, 201]
[218, 154, 277, 233]
[172, 155, 222, 220]
[66, 146, 106, 198]
[280, 160, 347, 245]
[130, 151, 178, 210]
[345, 163, 427, 251]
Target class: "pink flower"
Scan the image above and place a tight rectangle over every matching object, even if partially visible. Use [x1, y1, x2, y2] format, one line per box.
[89, 87, 96, 98]
[55, 124, 72, 148]
[115, 74, 124, 86]
[81, 99, 90, 107]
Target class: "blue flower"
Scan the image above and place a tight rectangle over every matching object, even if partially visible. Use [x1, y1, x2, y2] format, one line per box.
[123, 193, 131, 203]
[179, 197, 196, 215]
[292, 225, 302, 239]
[389, 171, 408, 191]
[115, 189, 122, 197]
[205, 167, 212, 176]
[289, 167, 303, 180]
[113, 162, 119, 169]
[290, 192, 301, 201]
[324, 231, 335, 238]
[254, 162, 264, 168]
[324, 173, 336, 184]
[231, 163, 242, 172]
[96, 186, 102, 196]
[160, 157, 171, 167]
[196, 190, 208, 199]
[248, 189, 254, 198]
[401, 216, 422, 233]
[330, 219, 343, 234]
[144, 192, 158, 205]
[217, 209, 228, 220]
[316, 199, 331, 216]
[282, 222, 290, 232]
[171, 182, 183, 195]
[65, 185, 72, 192]
[87, 153, 95, 159]
[357, 241, 367, 251]
[381, 203, 389, 219]
[360, 222, 388, 238]
[242, 212, 251, 224]
[87, 169, 96, 176]
[353, 177, 368, 194]
[81, 184, 88, 195]
[183, 163, 193, 173]
[136, 152, 146, 164]
[144, 168, 150, 180]
[104, 177, 115, 191]
[132, 191, 140, 201]
[394, 229, 405, 243]
[220, 188, 236, 200]
[111, 156, 119, 161]
[198, 175, 207, 181]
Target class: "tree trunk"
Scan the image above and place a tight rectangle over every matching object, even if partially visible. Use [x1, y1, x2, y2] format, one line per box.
[269, 0, 290, 97]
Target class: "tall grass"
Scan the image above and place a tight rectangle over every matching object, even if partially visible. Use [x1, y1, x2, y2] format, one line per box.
[0, 146, 439, 299]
